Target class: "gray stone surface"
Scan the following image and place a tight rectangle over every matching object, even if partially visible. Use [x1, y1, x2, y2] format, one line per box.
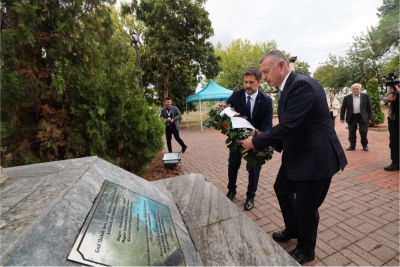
[154, 174, 299, 266]
[2, 157, 298, 266]
[1, 157, 200, 266]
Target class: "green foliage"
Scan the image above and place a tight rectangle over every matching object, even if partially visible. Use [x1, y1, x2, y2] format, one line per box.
[366, 78, 384, 126]
[294, 61, 311, 76]
[1, 1, 164, 174]
[214, 39, 277, 90]
[122, 0, 221, 104]
[315, 0, 399, 91]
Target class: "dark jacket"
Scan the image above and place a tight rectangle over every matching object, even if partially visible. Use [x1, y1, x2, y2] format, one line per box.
[160, 106, 182, 130]
[252, 72, 347, 181]
[227, 89, 273, 133]
[340, 93, 372, 123]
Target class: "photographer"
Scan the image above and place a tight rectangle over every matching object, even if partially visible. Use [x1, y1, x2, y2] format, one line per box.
[160, 97, 187, 153]
[384, 83, 399, 171]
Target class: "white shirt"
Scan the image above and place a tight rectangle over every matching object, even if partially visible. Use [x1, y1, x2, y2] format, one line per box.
[353, 95, 361, 114]
[280, 71, 292, 92]
[245, 90, 258, 118]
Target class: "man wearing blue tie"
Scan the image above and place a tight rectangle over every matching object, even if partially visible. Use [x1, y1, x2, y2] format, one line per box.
[226, 66, 273, 211]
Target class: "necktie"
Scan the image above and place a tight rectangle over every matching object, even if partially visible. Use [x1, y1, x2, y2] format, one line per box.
[246, 96, 251, 119]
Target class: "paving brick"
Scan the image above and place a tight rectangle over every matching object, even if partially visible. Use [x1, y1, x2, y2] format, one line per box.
[320, 217, 340, 228]
[355, 236, 383, 252]
[339, 248, 372, 266]
[317, 240, 336, 255]
[386, 258, 400, 266]
[380, 211, 399, 222]
[381, 222, 400, 235]
[347, 244, 384, 265]
[318, 229, 339, 242]
[331, 224, 364, 240]
[355, 222, 379, 235]
[320, 252, 351, 266]
[342, 217, 363, 228]
[327, 235, 353, 251]
[368, 232, 399, 253]
[370, 245, 397, 264]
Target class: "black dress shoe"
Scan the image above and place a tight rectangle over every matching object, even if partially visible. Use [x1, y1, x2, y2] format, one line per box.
[289, 248, 315, 264]
[384, 163, 399, 171]
[226, 191, 236, 201]
[272, 230, 298, 242]
[244, 198, 254, 211]
[363, 146, 369, 151]
[182, 145, 187, 153]
[346, 146, 355, 150]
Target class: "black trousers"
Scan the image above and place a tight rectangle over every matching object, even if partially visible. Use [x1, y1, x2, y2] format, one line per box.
[165, 124, 186, 153]
[347, 114, 368, 147]
[228, 151, 262, 198]
[388, 119, 399, 165]
[274, 163, 332, 252]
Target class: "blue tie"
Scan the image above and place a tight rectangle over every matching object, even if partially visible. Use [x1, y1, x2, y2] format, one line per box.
[246, 96, 251, 119]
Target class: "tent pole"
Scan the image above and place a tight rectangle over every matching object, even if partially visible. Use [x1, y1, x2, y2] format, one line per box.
[200, 99, 203, 132]
[186, 102, 188, 128]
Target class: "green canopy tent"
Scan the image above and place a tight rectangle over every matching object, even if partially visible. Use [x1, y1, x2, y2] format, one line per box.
[185, 80, 233, 131]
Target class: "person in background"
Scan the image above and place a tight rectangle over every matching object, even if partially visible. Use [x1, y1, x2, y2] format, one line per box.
[240, 50, 347, 264]
[160, 97, 187, 153]
[226, 66, 273, 211]
[384, 84, 399, 171]
[340, 83, 372, 151]
[328, 92, 340, 127]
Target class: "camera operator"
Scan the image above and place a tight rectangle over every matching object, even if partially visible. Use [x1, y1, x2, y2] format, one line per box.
[384, 83, 399, 171]
[160, 97, 187, 154]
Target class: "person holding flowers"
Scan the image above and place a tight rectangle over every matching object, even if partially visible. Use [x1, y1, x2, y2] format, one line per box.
[241, 50, 347, 264]
[225, 66, 273, 211]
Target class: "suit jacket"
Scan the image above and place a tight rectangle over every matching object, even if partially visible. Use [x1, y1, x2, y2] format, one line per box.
[160, 106, 182, 130]
[340, 93, 372, 123]
[227, 89, 273, 133]
[252, 72, 347, 181]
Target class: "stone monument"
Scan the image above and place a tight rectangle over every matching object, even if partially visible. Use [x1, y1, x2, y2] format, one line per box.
[1, 156, 298, 266]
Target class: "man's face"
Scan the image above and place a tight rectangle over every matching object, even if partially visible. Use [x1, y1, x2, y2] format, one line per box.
[351, 86, 361, 96]
[329, 93, 335, 100]
[260, 56, 285, 87]
[165, 100, 172, 108]
[243, 75, 260, 95]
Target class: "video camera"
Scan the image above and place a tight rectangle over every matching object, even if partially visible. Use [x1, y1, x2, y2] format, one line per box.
[384, 72, 399, 87]
[166, 118, 172, 126]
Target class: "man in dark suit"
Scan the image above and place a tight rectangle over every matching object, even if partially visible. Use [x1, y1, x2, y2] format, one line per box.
[241, 50, 347, 264]
[226, 66, 273, 211]
[340, 83, 372, 151]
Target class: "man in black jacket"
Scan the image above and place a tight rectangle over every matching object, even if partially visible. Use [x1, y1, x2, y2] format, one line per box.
[160, 97, 187, 153]
[340, 84, 372, 151]
[226, 66, 273, 211]
[384, 84, 399, 171]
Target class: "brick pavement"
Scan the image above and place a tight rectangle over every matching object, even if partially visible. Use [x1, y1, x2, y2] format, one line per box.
[163, 107, 399, 266]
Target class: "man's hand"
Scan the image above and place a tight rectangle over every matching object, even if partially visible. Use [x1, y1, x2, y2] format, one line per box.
[240, 137, 254, 153]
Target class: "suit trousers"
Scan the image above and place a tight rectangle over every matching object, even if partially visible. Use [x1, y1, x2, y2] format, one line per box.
[228, 151, 261, 198]
[165, 124, 185, 153]
[388, 119, 399, 165]
[347, 114, 368, 147]
[274, 161, 332, 252]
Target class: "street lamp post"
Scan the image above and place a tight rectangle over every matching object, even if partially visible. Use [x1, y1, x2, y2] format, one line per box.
[130, 31, 144, 88]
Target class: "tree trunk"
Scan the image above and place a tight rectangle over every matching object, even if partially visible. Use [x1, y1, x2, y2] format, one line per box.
[163, 72, 169, 101]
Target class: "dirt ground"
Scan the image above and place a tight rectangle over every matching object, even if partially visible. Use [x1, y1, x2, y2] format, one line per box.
[141, 151, 183, 181]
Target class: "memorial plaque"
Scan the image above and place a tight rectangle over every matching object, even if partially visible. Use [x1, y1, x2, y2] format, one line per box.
[68, 180, 185, 266]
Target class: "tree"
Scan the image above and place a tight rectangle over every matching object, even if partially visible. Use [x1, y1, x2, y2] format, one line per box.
[1, 1, 164, 173]
[214, 39, 277, 90]
[122, 0, 220, 104]
[313, 54, 351, 93]
[366, 78, 384, 126]
[293, 61, 311, 76]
